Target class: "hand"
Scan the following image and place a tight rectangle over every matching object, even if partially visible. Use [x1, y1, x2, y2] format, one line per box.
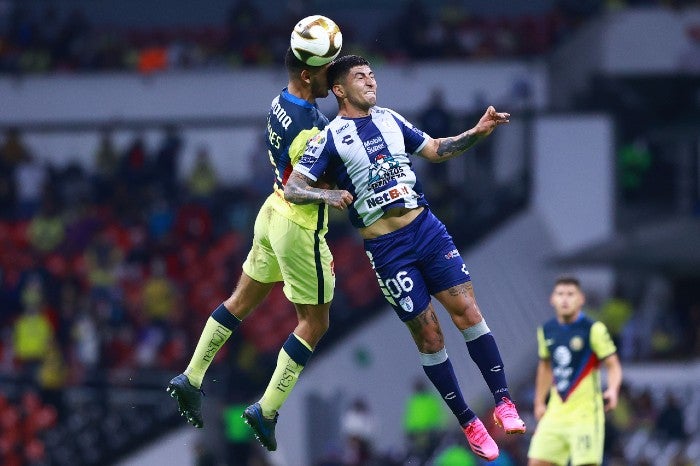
[325, 190, 353, 211]
[534, 400, 547, 421]
[603, 388, 618, 412]
[472, 106, 510, 137]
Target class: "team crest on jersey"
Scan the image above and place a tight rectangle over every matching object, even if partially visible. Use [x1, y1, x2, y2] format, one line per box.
[569, 336, 584, 351]
[444, 249, 460, 259]
[553, 346, 572, 366]
[399, 296, 414, 313]
[368, 153, 404, 189]
[310, 132, 325, 145]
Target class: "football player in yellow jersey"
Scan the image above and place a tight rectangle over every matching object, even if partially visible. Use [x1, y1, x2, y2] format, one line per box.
[166, 45, 352, 452]
[528, 276, 623, 466]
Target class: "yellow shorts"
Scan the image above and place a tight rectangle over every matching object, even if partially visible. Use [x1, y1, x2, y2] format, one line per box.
[528, 412, 605, 466]
[242, 198, 334, 305]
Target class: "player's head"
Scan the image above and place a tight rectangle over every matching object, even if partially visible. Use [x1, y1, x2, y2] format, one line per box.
[285, 47, 330, 100]
[554, 275, 581, 289]
[550, 275, 585, 323]
[327, 54, 376, 113]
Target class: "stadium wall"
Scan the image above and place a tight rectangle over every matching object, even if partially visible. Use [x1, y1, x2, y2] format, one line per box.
[0, 62, 547, 184]
[550, 6, 700, 108]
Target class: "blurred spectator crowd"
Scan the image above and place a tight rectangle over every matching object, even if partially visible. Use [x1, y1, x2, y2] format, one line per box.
[0, 124, 383, 465]
[1, 1, 699, 464]
[317, 377, 700, 465]
[0, 0, 676, 74]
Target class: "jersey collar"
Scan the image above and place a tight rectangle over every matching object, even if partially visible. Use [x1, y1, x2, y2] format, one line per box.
[281, 88, 317, 109]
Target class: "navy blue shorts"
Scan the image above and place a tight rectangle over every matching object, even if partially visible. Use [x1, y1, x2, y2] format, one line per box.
[363, 208, 471, 322]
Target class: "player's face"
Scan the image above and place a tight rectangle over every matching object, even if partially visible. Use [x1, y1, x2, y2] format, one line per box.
[308, 64, 330, 98]
[550, 283, 585, 323]
[343, 65, 377, 112]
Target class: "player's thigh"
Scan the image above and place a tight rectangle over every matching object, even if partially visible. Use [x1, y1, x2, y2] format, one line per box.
[527, 419, 570, 466]
[414, 210, 470, 294]
[422, 244, 482, 327]
[569, 419, 604, 466]
[365, 242, 431, 322]
[415, 213, 474, 317]
[242, 204, 283, 285]
[270, 216, 334, 305]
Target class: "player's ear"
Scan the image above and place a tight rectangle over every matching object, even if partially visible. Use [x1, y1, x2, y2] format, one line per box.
[300, 69, 312, 84]
[332, 83, 344, 99]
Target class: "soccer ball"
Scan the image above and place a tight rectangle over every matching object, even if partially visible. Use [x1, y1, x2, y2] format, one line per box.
[290, 15, 343, 67]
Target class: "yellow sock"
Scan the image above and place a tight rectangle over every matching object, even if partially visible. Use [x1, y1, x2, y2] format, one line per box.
[259, 335, 313, 417]
[183, 317, 232, 388]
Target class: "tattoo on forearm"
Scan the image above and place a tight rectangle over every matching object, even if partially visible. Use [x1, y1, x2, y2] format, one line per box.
[436, 131, 480, 158]
[285, 172, 332, 205]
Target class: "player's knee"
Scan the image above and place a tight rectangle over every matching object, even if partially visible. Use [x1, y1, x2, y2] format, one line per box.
[311, 317, 330, 335]
[415, 332, 444, 353]
[459, 300, 483, 323]
[301, 312, 330, 339]
[449, 307, 483, 330]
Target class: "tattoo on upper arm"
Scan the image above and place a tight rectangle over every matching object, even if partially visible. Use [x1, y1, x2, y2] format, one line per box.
[288, 171, 314, 187]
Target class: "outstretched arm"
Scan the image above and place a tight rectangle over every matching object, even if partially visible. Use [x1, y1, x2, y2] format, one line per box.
[284, 171, 354, 211]
[419, 106, 510, 162]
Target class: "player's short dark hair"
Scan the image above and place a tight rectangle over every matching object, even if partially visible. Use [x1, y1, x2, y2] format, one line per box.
[284, 47, 326, 75]
[554, 275, 581, 289]
[327, 54, 370, 87]
[285, 47, 306, 74]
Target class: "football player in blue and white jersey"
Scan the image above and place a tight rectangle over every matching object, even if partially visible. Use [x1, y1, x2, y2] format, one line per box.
[285, 55, 524, 462]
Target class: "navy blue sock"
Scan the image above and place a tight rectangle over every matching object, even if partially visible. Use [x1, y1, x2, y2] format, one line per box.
[462, 321, 511, 404]
[282, 334, 313, 366]
[421, 349, 475, 427]
[211, 303, 241, 331]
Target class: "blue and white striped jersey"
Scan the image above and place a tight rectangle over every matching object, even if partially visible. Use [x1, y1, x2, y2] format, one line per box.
[295, 106, 430, 228]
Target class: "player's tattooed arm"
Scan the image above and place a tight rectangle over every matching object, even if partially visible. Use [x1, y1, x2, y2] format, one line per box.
[421, 106, 510, 162]
[435, 130, 482, 158]
[285, 171, 354, 211]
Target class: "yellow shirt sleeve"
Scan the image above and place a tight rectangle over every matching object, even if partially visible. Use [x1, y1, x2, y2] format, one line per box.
[269, 126, 327, 231]
[537, 326, 549, 359]
[288, 127, 321, 166]
[590, 321, 617, 360]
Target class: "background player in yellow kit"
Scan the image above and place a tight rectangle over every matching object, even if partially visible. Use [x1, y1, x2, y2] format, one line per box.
[528, 275, 623, 466]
